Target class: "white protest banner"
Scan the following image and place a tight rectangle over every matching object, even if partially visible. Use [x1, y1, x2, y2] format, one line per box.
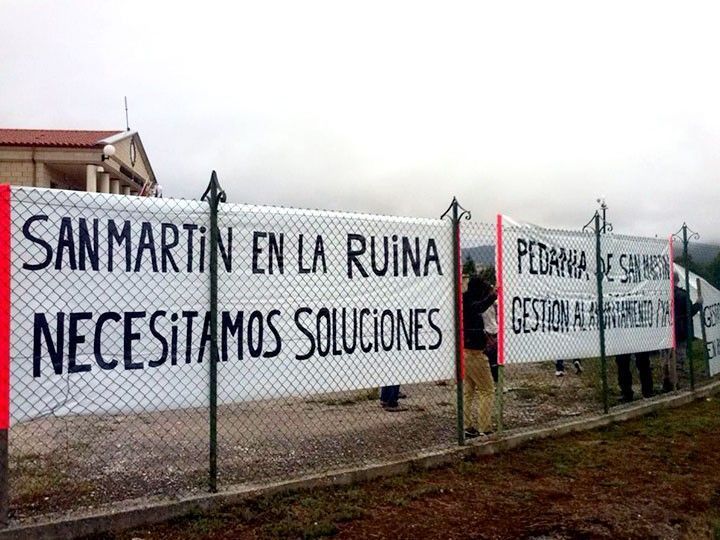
[675, 265, 720, 377]
[7, 187, 455, 424]
[496, 214, 673, 364]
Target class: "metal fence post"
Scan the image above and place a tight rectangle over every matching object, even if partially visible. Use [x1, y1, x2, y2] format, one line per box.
[594, 213, 609, 414]
[451, 199, 464, 445]
[202, 171, 225, 492]
[442, 197, 470, 445]
[682, 224, 695, 391]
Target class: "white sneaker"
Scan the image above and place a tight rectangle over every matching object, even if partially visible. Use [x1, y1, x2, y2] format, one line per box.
[555, 370, 565, 377]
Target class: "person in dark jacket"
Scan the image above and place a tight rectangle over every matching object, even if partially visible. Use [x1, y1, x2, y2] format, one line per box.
[616, 271, 703, 402]
[662, 271, 703, 392]
[462, 276, 496, 437]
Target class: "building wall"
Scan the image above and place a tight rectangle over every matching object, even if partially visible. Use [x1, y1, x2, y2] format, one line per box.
[0, 161, 84, 190]
[0, 160, 35, 186]
[0, 139, 155, 194]
[113, 135, 151, 182]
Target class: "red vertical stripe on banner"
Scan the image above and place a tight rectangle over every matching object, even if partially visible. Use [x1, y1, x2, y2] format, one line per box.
[456, 225, 465, 381]
[669, 235, 676, 351]
[496, 214, 505, 366]
[0, 185, 10, 429]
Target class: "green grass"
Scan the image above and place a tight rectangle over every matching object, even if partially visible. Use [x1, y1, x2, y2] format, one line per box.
[184, 515, 229, 536]
[550, 446, 585, 477]
[262, 517, 338, 539]
[406, 484, 447, 501]
[11, 452, 94, 504]
[456, 460, 477, 475]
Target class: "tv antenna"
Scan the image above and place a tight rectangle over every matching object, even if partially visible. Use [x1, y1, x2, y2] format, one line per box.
[124, 96, 130, 131]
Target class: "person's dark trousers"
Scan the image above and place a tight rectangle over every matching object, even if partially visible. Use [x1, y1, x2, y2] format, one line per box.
[555, 359, 565, 372]
[635, 351, 653, 398]
[380, 385, 400, 407]
[616, 353, 654, 401]
[616, 354, 633, 400]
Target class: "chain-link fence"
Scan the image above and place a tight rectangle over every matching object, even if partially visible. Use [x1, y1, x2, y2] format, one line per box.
[461, 218, 607, 433]
[674, 237, 720, 390]
[8, 188, 212, 520]
[213, 185, 457, 488]
[460, 215, 720, 434]
[2, 182, 719, 527]
[4, 181, 459, 523]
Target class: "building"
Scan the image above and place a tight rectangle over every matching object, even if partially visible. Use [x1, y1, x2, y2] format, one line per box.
[0, 129, 157, 195]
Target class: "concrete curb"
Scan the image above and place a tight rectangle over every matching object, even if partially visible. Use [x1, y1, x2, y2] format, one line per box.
[4, 381, 719, 540]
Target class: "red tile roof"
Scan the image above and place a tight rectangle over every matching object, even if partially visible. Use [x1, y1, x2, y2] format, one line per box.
[0, 129, 124, 148]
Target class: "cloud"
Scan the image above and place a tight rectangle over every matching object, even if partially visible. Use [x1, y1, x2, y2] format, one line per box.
[2, 0, 720, 241]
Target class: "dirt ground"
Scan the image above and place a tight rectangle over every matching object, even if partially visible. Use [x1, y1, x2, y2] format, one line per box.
[9, 361, 606, 521]
[98, 393, 720, 540]
[9, 357, 703, 523]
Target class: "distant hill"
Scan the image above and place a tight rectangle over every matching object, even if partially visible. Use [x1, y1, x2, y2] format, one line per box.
[673, 240, 720, 265]
[462, 239, 718, 270]
[461, 244, 495, 267]
[462, 240, 719, 269]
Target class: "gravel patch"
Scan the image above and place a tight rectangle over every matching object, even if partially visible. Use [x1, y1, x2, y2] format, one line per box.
[7, 360, 638, 523]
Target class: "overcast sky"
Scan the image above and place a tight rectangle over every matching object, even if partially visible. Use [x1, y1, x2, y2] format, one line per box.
[2, 1, 720, 241]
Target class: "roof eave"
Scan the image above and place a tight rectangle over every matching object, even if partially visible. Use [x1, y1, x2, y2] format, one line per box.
[98, 130, 136, 145]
